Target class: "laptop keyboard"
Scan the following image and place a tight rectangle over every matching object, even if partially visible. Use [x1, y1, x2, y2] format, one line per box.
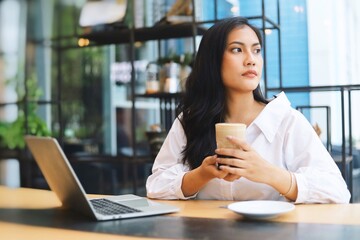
[90, 198, 142, 215]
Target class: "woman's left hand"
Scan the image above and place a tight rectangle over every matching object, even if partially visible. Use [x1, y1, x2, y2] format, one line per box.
[215, 136, 275, 184]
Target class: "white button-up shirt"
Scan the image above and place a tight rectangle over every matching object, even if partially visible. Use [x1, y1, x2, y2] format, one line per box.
[146, 92, 351, 203]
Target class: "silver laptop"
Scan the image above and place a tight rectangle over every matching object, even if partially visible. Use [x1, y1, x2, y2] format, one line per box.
[25, 136, 179, 221]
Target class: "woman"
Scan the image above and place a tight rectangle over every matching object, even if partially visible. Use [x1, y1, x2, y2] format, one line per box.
[146, 17, 350, 203]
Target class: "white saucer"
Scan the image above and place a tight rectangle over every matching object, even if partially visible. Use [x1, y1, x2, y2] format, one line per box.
[227, 200, 295, 219]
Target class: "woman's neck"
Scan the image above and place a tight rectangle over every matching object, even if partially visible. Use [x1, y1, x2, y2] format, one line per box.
[225, 93, 265, 126]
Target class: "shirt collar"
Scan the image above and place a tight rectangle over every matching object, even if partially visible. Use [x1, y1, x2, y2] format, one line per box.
[253, 91, 291, 143]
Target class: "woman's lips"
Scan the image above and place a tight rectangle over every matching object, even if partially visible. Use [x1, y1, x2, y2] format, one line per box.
[242, 70, 258, 78]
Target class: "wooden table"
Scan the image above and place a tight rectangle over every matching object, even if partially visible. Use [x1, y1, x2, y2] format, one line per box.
[0, 186, 359, 239]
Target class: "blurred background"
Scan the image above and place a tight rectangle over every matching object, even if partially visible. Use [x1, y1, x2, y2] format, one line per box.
[0, 0, 359, 201]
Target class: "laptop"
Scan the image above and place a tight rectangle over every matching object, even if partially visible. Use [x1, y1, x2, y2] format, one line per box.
[25, 136, 179, 221]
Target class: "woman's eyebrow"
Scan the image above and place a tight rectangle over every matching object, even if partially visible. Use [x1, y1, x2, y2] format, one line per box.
[228, 41, 261, 47]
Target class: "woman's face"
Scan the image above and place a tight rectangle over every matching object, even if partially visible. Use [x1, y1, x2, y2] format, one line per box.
[221, 25, 263, 95]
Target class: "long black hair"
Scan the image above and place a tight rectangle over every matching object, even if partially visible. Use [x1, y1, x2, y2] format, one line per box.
[177, 17, 268, 170]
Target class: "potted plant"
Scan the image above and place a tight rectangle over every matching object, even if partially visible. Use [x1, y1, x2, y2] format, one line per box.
[0, 75, 50, 187]
[0, 75, 50, 152]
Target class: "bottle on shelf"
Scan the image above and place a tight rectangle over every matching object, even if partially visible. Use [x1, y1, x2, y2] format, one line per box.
[162, 61, 180, 93]
[145, 62, 160, 94]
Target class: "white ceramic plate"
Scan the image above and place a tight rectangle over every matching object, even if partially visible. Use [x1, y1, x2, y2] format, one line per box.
[227, 200, 295, 219]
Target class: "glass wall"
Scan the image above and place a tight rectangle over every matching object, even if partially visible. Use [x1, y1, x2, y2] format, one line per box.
[27, 0, 162, 155]
[27, 0, 116, 154]
[307, 0, 360, 147]
[0, 0, 26, 122]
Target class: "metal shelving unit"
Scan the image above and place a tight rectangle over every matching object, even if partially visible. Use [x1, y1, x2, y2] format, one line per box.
[76, 0, 281, 194]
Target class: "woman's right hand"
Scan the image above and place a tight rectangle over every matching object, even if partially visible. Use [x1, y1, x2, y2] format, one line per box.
[182, 155, 239, 197]
[199, 155, 240, 182]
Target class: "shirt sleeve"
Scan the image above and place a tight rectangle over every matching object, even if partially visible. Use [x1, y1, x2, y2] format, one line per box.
[146, 118, 195, 199]
[285, 110, 351, 204]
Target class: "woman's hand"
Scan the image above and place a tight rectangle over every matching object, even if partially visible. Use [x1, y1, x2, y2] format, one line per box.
[181, 154, 240, 197]
[198, 155, 240, 181]
[214, 136, 275, 184]
[215, 136, 298, 201]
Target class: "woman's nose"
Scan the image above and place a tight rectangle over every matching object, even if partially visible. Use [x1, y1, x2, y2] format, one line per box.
[244, 53, 256, 66]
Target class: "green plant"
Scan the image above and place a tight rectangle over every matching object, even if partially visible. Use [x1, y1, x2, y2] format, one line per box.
[0, 76, 50, 150]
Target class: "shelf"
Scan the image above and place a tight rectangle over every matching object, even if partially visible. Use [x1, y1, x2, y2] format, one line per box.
[135, 92, 183, 99]
[80, 23, 207, 45]
[333, 155, 353, 163]
[267, 84, 360, 93]
[0, 148, 20, 159]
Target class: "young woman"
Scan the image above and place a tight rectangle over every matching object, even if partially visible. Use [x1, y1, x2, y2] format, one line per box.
[146, 17, 350, 203]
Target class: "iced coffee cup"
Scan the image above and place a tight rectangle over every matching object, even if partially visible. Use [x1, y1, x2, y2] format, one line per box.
[215, 123, 246, 149]
[215, 123, 246, 168]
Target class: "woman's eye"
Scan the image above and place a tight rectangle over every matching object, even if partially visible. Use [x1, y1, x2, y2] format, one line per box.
[231, 48, 242, 53]
[254, 48, 262, 54]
